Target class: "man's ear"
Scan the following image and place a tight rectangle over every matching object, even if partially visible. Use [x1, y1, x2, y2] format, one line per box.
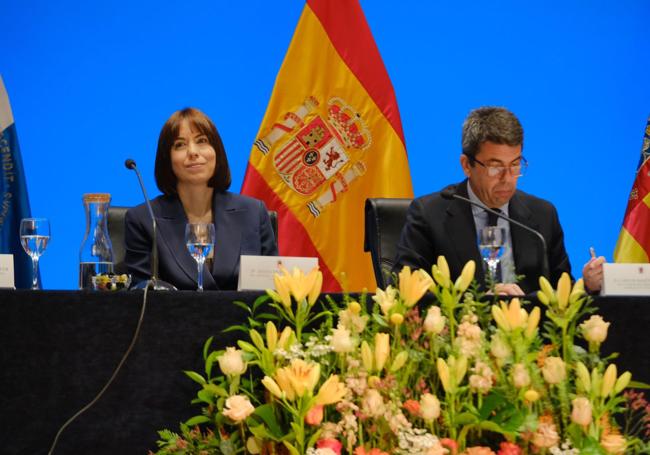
[460, 154, 471, 177]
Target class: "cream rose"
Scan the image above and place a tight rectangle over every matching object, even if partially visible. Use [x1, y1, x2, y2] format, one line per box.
[581, 315, 610, 344]
[570, 396, 592, 426]
[222, 394, 255, 422]
[330, 327, 356, 353]
[362, 389, 385, 418]
[542, 356, 566, 384]
[423, 306, 446, 334]
[419, 393, 441, 421]
[512, 363, 531, 388]
[218, 347, 247, 376]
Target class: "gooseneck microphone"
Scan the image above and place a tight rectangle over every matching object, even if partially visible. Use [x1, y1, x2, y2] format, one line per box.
[125, 159, 176, 290]
[440, 185, 550, 279]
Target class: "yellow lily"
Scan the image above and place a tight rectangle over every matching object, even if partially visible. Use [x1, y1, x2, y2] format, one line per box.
[525, 306, 541, 339]
[431, 256, 451, 288]
[454, 260, 476, 293]
[315, 374, 348, 405]
[601, 364, 617, 398]
[575, 361, 592, 393]
[614, 371, 632, 394]
[398, 266, 433, 308]
[437, 357, 451, 393]
[262, 376, 283, 399]
[361, 341, 373, 372]
[556, 272, 571, 310]
[266, 321, 278, 352]
[538, 276, 555, 303]
[374, 333, 390, 372]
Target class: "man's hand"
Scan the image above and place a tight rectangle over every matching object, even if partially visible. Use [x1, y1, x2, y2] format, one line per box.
[492, 283, 525, 296]
[582, 256, 606, 292]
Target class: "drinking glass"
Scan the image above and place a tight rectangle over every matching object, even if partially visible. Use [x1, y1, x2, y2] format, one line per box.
[185, 223, 215, 291]
[20, 218, 51, 290]
[479, 226, 505, 283]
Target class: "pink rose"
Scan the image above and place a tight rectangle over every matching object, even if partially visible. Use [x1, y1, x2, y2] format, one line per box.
[317, 438, 343, 455]
[403, 399, 420, 416]
[571, 397, 592, 426]
[441, 438, 459, 455]
[497, 442, 522, 455]
[462, 447, 496, 455]
[305, 404, 324, 426]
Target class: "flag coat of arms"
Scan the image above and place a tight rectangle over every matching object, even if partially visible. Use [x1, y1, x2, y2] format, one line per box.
[242, 0, 413, 291]
[0, 76, 37, 289]
[614, 115, 650, 262]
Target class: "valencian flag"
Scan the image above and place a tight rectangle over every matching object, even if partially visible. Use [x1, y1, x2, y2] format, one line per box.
[242, 0, 413, 292]
[0, 76, 36, 288]
[613, 115, 650, 262]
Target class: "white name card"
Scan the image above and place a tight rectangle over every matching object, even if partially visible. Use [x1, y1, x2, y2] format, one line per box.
[0, 254, 15, 289]
[238, 255, 318, 291]
[601, 263, 650, 296]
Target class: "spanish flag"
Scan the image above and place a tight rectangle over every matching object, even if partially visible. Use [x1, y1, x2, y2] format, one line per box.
[614, 115, 650, 262]
[242, 0, 413, 292]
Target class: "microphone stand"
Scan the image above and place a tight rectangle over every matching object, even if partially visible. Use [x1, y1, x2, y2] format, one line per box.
[442, 186, 550, 280]
[125, 159, 176, 291]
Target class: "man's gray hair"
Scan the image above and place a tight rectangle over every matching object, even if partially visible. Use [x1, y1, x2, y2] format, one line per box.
[461, 107, 523, 158]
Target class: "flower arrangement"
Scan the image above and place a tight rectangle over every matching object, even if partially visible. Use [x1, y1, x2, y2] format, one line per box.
[152, 258, 650, 454]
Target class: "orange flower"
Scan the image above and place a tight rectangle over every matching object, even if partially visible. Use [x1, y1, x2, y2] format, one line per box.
[402, 399, 420, 416]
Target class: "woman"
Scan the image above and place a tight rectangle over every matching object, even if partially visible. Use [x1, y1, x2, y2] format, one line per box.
[124, 107, 278, 290]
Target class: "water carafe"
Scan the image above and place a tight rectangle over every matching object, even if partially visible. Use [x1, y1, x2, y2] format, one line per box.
[79, 193, 114, 289]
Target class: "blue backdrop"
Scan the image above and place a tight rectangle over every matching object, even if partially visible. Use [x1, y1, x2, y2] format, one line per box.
[2, 0, 649, 289]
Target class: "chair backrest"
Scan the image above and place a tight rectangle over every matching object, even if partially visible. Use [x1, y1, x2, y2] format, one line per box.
[107, 206, 130, 274]
[107, 206, 280, 275]
[364, 198, 412, 289]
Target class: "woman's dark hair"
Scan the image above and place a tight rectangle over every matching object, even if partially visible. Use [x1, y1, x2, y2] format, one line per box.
[155, 107, 231, 195]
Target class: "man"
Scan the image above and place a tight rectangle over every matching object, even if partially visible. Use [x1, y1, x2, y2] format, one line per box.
[394, 106, 603, 295]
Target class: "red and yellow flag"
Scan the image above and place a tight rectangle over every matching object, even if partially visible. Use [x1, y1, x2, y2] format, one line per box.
[241, 0, 413, 292]
[614, 115, 650, 262]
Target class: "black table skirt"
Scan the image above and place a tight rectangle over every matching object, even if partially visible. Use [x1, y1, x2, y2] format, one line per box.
[0, 290, 647, 454]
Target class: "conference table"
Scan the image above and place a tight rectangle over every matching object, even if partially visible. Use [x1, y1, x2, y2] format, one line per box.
[0, 290, 647, 454]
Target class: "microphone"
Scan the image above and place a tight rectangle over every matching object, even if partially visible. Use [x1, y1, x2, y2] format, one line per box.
[124, 159, 176, 291]
[441, 185, 550, 279]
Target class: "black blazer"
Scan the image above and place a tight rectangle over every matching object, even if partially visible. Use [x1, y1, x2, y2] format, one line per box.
[393, 181, 572, 294]
[124, 192, 278, 290]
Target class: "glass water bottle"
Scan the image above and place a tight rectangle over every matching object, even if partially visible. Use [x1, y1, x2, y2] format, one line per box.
[79, 193, 114, 289]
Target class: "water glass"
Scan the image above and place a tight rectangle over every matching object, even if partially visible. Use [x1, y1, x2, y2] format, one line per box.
[479, 226, 505, 283]
[185, 223, 215, 291]
[20, 218, 51, 290]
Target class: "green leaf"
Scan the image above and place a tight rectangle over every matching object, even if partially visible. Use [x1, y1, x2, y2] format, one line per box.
[253, 403, 284, 439]
[248, 423, 271, 440]
[184, 415, 211, 426]
[224, 324, 250, 334]
[454, 412, 479, 426]
[238, 340, 260, 355]
[183, 370, 206, 385]
[578, 435, 608, 455]
[232, 299, 253, 314]
[250, 329, 266, 351]
[307, 429, 323, 449]
[282, 441, 301, 455]
[202, 336, 214, 360]
[628, 380, 650, 389]
[478, 391, 508, 420]
[205, 350, 220, 378]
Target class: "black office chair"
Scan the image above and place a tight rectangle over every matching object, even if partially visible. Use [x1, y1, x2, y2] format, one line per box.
[107, 206, 279, 275]
[107, 206, 130, 274]
[363, 198, 412, 289]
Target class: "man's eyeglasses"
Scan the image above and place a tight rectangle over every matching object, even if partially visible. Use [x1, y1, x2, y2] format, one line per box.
[466, 154, 528, 177]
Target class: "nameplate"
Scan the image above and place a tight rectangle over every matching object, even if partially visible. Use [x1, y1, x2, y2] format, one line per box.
[0, 254, 15, 289]
[238, 255, 318, 291]
[601, 263, 650, 296]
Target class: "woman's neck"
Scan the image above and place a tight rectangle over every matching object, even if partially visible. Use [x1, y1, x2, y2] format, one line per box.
[177, 184, 214, 224]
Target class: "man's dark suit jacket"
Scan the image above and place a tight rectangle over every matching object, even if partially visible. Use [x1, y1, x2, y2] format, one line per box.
[125, 191, 278, 290]
[393, 181, 571, 294]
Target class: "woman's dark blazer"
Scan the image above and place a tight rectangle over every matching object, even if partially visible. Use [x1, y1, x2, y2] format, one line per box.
[124, 191, 278, 290]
